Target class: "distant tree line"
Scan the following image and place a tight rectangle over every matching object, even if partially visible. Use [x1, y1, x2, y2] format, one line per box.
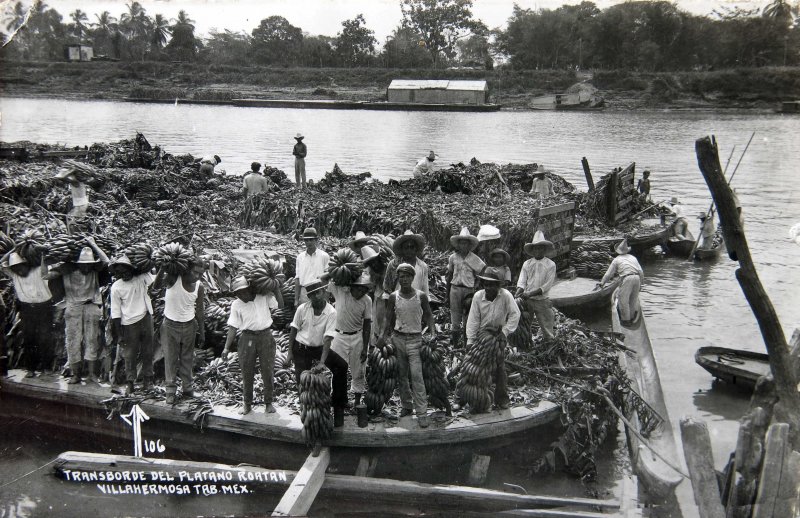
[2, 0, 798, 70]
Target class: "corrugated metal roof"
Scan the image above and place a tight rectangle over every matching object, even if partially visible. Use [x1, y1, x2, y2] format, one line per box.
[388, 80, 487, 91]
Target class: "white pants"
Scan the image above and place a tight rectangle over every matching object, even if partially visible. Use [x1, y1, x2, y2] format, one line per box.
[331, 332, 366, 393]
[619, 275, 641, 322]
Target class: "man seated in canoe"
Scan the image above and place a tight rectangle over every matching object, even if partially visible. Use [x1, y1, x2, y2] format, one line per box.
[697, 212, 717, 250]
[598, 239, 644, 327]
[668, 197, 692, 241]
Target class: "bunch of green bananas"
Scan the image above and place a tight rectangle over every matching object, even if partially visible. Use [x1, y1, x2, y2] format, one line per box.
[241, 256, 283, 294]
[298, 364, 333, 446]
[421, 335, 450, 410]
[365, 341, 398, 415]
[125, 243, 154, 273]
[14, 229, 46, 264]
[45, 233, 82, 262]
[455, 330, 503, 413]
[0, 231, 14, 256]
[280, 277, 296, 309]
[152, 242, 194, 276]
[327, 248, 363, 286]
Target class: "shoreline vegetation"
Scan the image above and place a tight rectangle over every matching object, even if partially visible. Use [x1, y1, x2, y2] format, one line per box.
[2, 61, 800, 111]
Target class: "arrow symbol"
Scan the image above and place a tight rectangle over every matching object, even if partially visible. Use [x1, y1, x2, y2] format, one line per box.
[120, 404, 150, 457]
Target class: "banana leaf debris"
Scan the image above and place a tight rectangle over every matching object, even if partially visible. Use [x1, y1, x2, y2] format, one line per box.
[0, 135, 659, 481]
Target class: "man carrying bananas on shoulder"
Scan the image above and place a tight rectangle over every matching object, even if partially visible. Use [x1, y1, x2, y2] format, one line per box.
[319, 271, 373, 427]
[222, 275, 283, 416]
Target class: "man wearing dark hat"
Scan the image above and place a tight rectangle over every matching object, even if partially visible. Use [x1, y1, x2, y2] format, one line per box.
[697, 212, 716, 250]
[446, 227, 485, 347]
[199, 154, 221, 175]
[413, 151, 438, 178]
[44, 236, 110, 384]
[110, 255, 156, 395]
[223, 275, 283, 415]
[242, 162, 276, 197]
[515, 231, 557, 341]
[466, 267, 520, 410]
[1, 249, 56, 377]
[292, 133, 307, 189]
[382, 230, 430, 298]
[380, 262, 436, 427]
[295, 227, 330, 305]
[599, 239, 644, 326]
[287, 280, 336, 384]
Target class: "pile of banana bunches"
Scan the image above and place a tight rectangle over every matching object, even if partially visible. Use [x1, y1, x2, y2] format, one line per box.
[420, 335, 451, 413]
[364, 341, 398, 415]
[455, 329, 504, 413]
[298, 364, 334, 446]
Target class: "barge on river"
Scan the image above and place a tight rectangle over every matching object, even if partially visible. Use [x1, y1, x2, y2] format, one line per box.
[0, 369, 561, 480]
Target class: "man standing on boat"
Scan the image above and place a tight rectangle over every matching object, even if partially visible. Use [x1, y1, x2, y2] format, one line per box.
[383, 230, 430, 297]
[287, 280, 336, 384]
[154, 256, 205, 405]
[598, 239, 644, 327]
[321, 271, 373, 426]
[110, 255, 156, 395]
[43, 237, 110, 384]
[466, 267, 520, 410]
[295, 228, 330, 305]
[446, 227, 485, 348]
[637, 170, 652, 202]
[668, 197, 691, 240]
[242, 162, 276, 197]
[413, 151, 437, 178]
[530, 169, 554, 198]
[292, 133, 307, 189]
[697, 212, 716, 250]
[223, 275, 283, 415]
[379, 263, 436, 428]
[515, 231, 557, 342]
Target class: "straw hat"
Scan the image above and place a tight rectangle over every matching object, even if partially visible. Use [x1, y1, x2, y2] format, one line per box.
[302, 227, 318, 239]
[350, 231, 370, 249]
[360, 246, 382, 265]
[8, 252, 26, 266]
[75, 246, 98, 264]
[351, 271, 374, 287]
[304, 280, 328, 295]
[231, 275, 250, 293]
[396, 263, 416, 276]
[670, 197, 680, 205]
[427, 151, 437, 160]
[524, 231, 555, 256]
[489, 248, 510, 264]
[477, 224, 501, 242]
[615, 239, 631, 255]
[393, 230, 425, 254]
[449, 227, 479, 250]
[476, 267, 503, 283]
[295, 133, 304, 140]
[110, 255, 133, 268]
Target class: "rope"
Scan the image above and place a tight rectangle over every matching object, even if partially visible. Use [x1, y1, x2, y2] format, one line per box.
[0, 457, 58, 489]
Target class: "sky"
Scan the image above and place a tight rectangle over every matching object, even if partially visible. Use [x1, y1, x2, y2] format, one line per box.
[3, 0, 770, 43]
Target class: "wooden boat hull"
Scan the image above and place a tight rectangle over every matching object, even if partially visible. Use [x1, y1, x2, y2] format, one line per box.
[613, 296, 683, 500]
[693, 244, 723, 261]
[628, 225, 670, 254]
[694, 346, 770, 390]
[0, 370, 562, 481]
[550, 277, 620, 311]
[664, 238, 696, 257]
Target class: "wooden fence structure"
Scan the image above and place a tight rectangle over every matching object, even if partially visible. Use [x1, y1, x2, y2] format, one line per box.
[603, 163, 637, 225]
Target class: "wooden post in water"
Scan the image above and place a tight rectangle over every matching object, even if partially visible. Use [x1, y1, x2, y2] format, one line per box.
[695, 136, 800, 448]
[581, 157, 595, 191]
[680, 417, 726, 518]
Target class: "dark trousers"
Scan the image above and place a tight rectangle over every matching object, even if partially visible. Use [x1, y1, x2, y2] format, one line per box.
[238, 329, 275, 406]
[324, 350, 348, 409]
[161, 318, 197, 395]
[18, 301, 55, 372]
[120, 313, 154, 383]
[292, 341, 322, 385]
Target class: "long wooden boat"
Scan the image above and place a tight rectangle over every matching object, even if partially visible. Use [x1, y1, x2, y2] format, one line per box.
[628, 220, 670, 254]
[612, 296, 683, 500]
[0, 369, 561, 479]
[664, 237, 696, 257]
[550, 277, 620, 311]
[693, 242, 724, 261]
[694, 347, 770, 390]
[530, 92, 604, 111]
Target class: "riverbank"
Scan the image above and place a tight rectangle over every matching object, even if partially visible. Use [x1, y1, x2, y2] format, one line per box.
[2, 60, 798, 111]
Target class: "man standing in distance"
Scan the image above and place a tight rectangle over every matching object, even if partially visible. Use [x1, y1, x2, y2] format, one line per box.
[293, 133, 307, 189]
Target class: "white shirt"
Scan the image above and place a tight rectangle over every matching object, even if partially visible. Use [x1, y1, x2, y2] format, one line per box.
[296, 249, 330, 287]
[227, 294, 278, 331]
[517, 257, 557, 299]
[447, 251, 485, 287]
[413, 158, 434, 178]
[164, 279, 200, 323]
[64, 269, 101, 306]
[111, 273, 155, 325]
[6, 269, 52, 304]
[200, 154, 216, 165]
[466, 289, 521, 346]
[70, 183, 89, 207]
[291, 302, 337, 347]
[531, 178, 553, 197]
[672, 204, 685, 218]
[601, 254, 644, 285]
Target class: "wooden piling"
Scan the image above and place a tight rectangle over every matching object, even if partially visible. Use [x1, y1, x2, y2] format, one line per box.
[680, 417, 725, 518]
[581, 157, 595, 191]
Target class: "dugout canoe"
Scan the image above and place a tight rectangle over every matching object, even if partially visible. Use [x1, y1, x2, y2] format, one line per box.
[664, 237, 697, 258]
[694, 347, 770, 391]
[0, 370, 561, 479]
[550, 277, 621, 311]
[693, 242, 724, 261]
[628, 221, 670, 254]
[612, 295, 683, 500]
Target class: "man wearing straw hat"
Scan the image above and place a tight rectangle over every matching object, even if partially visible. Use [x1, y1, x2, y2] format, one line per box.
[295, 227, 330, 305]
[466, 267, 520, 410]
[292, 133, 307, 189]
[383, 230, 430, 297]
[530, 168, 554, 198]
[599, 239, 644, 327]
[446, 227, 485, 347]
[348, 231, 371, 256]
[109, 255, 156, 395]
[515, 231, 557, 342]
[287, 280, 336, 385]
[668, 197, 691, 240]
[476, 224, 502, 263]
[44, 236, 110, 384]
[697, 212, 717, 250]
[413, 151, 437, 178]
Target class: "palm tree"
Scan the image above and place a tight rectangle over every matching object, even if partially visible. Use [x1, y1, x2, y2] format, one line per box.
[70, 9, 88, 41]
[174, 10, 195, 28]
[6, 2, 27, 32]
[92, 11, 118, 57]
[763, 0, 797, 27]
[151, 13, 171, 51]
[120, 1, 150, 60]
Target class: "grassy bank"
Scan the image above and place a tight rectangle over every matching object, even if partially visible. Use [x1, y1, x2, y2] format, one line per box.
[2, 60, 799, 110]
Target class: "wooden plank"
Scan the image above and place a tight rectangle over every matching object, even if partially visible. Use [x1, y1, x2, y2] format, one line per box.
[272, 447, 330, 516]
[467, 454, 491, 486]
[581, 157, 595, 191]
[355, 456, 378, 477]
[620, 475, 643, 518]
[496, 510, 613, 517]
[727, 406, 768, 518]
[606, 170, 619, 224]
[54, 451, 621, 513]
[752, 423, 790, 518]
[680, 417, 725, 518]
[538, 202, 575, 217]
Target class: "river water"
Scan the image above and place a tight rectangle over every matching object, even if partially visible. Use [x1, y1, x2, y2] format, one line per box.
[1, 97, 799, 517]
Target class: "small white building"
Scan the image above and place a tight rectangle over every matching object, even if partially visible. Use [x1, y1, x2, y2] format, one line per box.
[387, 80, 489, 105]
[64, 44, 94, 62]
